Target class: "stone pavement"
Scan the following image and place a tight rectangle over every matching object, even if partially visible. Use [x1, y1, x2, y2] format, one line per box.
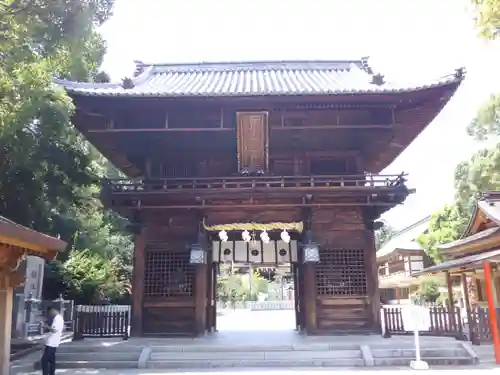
[9, 367, 500, 375]
[9, 309, 499, 373]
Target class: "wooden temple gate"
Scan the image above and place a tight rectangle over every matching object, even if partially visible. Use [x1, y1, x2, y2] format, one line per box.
[57, 58, 464, 337]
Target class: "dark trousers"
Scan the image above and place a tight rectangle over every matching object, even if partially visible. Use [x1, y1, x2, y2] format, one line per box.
[41, 346, 57, 375]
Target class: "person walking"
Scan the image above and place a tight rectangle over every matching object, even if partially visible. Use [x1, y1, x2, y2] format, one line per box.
[40, 306, 64, 375]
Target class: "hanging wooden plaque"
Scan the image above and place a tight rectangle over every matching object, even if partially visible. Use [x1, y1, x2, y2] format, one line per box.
[236, 112, 268, 172]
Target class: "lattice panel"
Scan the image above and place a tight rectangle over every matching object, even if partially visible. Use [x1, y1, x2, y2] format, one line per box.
[316, 249, 367, 296]
[144, 246, 194, 297]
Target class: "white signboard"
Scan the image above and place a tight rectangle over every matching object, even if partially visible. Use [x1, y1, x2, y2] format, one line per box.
[401, 306, 430, 370]
[401, 306, 431, 332]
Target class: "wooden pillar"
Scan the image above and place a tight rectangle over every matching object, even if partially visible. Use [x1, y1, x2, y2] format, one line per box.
[297, 264, 306, 332]
[302, 263, 317, 334]
[483, 262, 500, 364]
[0, 286, 13, 375]
[460, 273, 476, 344]
[130, 227, 146, 337]
[293, 264, 301, 330]
[194, 264, 208, 335]
[206, 262, 214, 332]
[395, 287, 401, 304]
[446, 271, 456, 331]
[364, 228, 380, 332]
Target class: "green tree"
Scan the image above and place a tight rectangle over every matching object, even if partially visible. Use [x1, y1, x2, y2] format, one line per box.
[471, 0, 500, 39]
[58, 249, 129, 304]
[418, 204, 468, 263]
[417, 276, 445, 304]
[467, 94, 500, 140]
[375, 221, 395, 251]
[454, 145, 500, 211]
[0, 0, 134, 302]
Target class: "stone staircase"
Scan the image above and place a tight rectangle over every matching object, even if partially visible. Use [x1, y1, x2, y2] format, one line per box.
[55, 343, 143, 369]
[147, 344, 365, 368]
[46, 339, 480, 369]
[371, 342, 479, 366]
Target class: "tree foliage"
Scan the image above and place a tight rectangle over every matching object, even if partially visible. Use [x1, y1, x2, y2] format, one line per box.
[467, 94, 500, 140]
[415, 276, 445, 304]
[375, 221, 395, 251]
[418, 205, 468, 263]
[419, 1, 500, 262]
[471, 0, 500, 39]
[1, 0, 133, 304]
[217, 266, 268, 303]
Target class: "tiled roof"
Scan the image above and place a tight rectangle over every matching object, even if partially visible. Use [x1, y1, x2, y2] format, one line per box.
[437, 227, 500, 250]
[376, 216, 431, 258]
[413, 248, 500, 276]
[54, 59, 465, 98]
[0, 215, 67, 252]
[459, 191, 500, 239]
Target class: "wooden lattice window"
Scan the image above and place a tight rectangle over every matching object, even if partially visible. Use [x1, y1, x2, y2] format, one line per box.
[144, 246, 194, 297]
[316, 249, 367, 296]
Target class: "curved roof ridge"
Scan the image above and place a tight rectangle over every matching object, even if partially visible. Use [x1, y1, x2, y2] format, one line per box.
[376, 215, 431, 258]
[459, 190, 500, 239]
[135, 59, 367, 72]
[393, 215, 432, 237]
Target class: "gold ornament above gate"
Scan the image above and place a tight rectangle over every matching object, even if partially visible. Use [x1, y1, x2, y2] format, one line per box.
[203, 220, 303, 233]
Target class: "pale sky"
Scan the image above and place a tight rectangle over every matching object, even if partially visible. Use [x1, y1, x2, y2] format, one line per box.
[100, 0, 500, 229]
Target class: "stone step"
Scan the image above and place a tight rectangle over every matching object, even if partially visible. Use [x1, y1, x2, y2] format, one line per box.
[151, 349, 362, 361]
[57, 351, 141, 362]
[149, 343, 359, 352]
[57, 360, 139, 369]
[147, 357, 367, 369]
[371, 347, 468, 358]
[57, 345, 143, 353]
[374, 356, 475, 366]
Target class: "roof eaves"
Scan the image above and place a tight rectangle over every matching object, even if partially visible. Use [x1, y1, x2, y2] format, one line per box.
[459, 191, 500, 239]
[413, 248, 500, 276]
[58, 76, 464, 98]
[0, 216, 67, 253]
[437, 226, 500, 250]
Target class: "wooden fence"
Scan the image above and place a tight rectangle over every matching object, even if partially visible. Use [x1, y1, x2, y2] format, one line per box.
[382, 306, 465, 339]
[382, 305, 500, 344]
[470, 307, 500, 344]
[73, 305, 130, 340]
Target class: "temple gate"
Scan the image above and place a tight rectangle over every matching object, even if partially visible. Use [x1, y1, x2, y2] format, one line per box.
[57, 59, 464, 336]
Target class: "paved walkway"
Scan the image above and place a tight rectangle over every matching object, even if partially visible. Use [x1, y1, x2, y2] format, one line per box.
[9, 367, 500, 375]
[10, 309, 499, 374]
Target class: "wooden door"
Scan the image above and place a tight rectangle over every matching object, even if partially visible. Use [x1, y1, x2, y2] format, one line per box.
[237, 112, 268, 171]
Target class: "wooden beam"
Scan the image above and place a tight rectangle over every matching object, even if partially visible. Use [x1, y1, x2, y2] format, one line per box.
[271, 124, 394, 130]
[87, 128, 234, 133]
[127, 202, 402, 210]
[483, 262, 500, 364]
[87, 124, 394, 133]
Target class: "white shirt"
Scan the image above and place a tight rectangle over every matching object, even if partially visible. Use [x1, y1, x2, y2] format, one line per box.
[45, 314, 64, 347]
